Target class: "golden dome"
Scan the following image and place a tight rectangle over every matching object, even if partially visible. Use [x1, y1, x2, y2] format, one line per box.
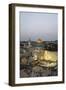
[36, 38, 43, 43]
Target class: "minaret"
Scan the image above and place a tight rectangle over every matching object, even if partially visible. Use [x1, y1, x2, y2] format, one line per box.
[28, 38, 31, 47]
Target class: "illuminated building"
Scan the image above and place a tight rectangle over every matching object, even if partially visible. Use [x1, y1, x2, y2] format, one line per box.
[32, 38, 57, 67]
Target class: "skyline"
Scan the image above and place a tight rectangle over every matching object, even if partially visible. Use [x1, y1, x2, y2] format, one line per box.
[19, 12, 58, 41]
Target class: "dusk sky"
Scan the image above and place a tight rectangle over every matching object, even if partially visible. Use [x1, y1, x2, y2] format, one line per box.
[19, 12, 58, 41]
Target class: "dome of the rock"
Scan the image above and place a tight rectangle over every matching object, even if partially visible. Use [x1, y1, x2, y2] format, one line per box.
[36, 38, 43, 43]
